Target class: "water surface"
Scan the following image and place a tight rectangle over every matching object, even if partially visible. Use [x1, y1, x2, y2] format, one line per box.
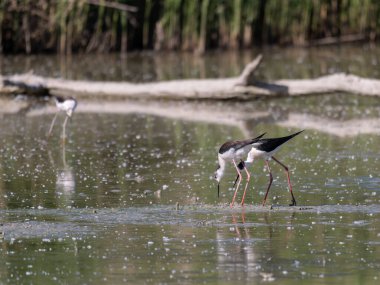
[1, 46, 380, 284]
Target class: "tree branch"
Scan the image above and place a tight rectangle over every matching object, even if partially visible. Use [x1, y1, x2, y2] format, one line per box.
[235, 54, 263, 86]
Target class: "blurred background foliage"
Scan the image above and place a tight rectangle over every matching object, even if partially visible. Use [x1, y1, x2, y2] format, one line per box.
[1, 0, 380, 54]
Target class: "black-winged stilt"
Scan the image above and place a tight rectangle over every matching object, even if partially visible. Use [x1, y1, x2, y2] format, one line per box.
[47, 96, 77, 139]
[214, 133, 266, 206]
[236, 130, 304, 206]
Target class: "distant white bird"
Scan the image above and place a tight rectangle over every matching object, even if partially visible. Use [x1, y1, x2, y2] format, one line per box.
[47, 96, 77, 139]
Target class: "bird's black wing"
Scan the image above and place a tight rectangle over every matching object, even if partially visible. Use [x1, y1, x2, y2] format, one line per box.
[254, 130, 303, 153]
[219, 133, 266, 154]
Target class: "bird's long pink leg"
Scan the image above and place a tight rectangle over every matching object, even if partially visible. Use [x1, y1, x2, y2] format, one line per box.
[47, 112, 58, 138]
[230, 159, 242, 208]
[272, 156, 297, 206]
[262, 160, 273, 206]
[62, 116, 69, 140]
[240, 166, 251, 206]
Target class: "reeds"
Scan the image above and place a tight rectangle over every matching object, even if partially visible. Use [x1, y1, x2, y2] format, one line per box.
[1, 0, 379, 54]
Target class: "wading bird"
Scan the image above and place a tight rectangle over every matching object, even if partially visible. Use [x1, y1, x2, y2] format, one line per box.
[47, 96, 77, 139]
[214, 133, 266, 207]
[235, 130, 304, 206]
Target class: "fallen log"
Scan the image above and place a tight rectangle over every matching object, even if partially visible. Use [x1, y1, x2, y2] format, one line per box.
[2, 54, 380, 99]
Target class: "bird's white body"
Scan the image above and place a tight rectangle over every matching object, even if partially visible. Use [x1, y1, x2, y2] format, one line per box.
[219, 144, 252, 160]
[246, 145, 282, 163]
[48, 96, 78, 138]
[217, 144, 253, 180]
[56, 98, 77, 117]
[214, 133, 266, 203]
[215, 134, 266, 185]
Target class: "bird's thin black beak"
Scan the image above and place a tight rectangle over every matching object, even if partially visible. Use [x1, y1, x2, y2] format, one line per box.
[217, 183, 220, 198]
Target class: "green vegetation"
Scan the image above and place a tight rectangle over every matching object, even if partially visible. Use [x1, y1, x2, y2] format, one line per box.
[1, 0, 380, 54]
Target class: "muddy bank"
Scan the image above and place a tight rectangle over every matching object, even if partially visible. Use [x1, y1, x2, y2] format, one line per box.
[2, 204, 379, 240]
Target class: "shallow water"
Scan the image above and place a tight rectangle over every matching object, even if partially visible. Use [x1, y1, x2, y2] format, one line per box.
[2, 44, 380, 81]
[1, 46, 380, 284]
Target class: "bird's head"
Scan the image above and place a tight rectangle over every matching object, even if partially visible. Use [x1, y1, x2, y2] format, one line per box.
[214, 164, 224, 198]
[214, 164, 223, 183]
[54, 96, 64, 104]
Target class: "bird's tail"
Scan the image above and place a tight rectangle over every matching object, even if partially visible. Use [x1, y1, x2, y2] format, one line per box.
[288, 130, 304, 139]
[270, 130, 304, 147]
[250, 132, 266, 144]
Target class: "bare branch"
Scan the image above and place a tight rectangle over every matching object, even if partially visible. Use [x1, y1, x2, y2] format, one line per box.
[235, 54, 263, 86]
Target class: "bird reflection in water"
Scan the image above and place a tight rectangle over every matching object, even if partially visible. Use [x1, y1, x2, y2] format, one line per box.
[52, 139, 76, 206]
[216, 210, 259, 281]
